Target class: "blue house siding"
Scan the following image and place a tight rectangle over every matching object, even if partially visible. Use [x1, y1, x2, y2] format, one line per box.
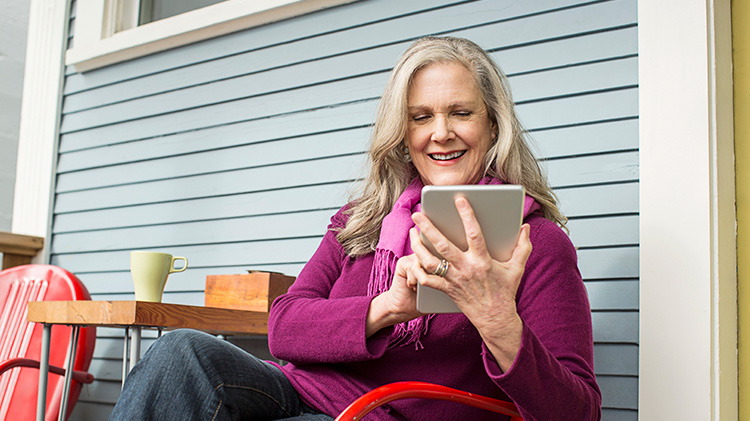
[54, 0, 638, 419]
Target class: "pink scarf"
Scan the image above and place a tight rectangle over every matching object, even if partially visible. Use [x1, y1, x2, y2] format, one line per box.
[367, 176, 541, 349]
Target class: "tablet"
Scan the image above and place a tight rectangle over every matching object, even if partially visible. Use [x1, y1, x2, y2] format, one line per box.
[416, 185, 525, 314]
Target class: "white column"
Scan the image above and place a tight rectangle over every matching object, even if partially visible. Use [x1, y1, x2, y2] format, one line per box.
[638, 0, 736, 419]
[12, 0, 71, 262]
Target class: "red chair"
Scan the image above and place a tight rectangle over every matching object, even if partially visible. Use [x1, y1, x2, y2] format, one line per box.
[335, 381, 523, 421]
[0, 264, 96, 421]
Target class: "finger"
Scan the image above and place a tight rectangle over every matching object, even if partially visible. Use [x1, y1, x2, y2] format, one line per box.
[394, 255, 409, 278]
[508, 224, 533, 267]
[411, 212, 463, 262]
[404, 258, 420, 289]
[412, 261, 446, 292]
[454, 196, 489, 257]
[409, 227, 445, 274]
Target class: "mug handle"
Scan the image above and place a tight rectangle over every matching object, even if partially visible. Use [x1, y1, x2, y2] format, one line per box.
[170, 256, 188, 273]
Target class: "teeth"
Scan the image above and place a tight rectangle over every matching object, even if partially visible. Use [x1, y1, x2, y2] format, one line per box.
[430, 151, 466, 161]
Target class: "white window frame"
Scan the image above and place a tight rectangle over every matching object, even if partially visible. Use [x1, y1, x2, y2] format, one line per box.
[67, 0, 357, 72]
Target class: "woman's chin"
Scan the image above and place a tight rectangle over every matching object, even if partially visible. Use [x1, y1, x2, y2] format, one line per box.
[420, 173, 482, 186]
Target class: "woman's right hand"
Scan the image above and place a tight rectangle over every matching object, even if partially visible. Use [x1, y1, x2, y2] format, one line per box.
[365, 255, 424, 337]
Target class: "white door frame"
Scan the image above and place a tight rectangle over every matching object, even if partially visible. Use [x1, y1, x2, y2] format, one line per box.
[638, 0, 736, 419]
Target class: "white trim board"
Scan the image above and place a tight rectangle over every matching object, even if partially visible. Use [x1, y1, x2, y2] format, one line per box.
[68, 0, 357, 72]
[638, 0, 737, 419]
[12, 0, 71, 263]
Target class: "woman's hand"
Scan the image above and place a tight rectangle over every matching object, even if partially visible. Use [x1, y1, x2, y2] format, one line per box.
[410, 196, 532, 370]
[365, 254, 424, 337]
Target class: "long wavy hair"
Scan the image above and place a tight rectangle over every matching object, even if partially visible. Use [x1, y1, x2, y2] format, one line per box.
[337, 36, 565, 257]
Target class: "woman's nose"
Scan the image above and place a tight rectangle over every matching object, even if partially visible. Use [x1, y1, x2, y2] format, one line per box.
[430, 115, 454, 143]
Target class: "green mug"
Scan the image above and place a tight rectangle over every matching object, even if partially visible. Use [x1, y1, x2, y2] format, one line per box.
[130, 251, 188, 302]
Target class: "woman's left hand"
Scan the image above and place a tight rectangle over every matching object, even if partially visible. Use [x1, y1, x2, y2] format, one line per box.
[410, 196, 532, 370]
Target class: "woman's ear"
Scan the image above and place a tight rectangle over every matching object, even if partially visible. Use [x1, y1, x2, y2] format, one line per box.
[402, 142, 412, 162]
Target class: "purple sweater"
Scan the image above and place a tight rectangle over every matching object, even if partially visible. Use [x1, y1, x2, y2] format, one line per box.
[268, 207, 601, 420]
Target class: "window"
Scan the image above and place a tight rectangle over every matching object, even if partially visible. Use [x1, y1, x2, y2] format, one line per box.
[113, 0, 228, 32]
[139, 0, 228, 25]
[67, 0, 357, 72]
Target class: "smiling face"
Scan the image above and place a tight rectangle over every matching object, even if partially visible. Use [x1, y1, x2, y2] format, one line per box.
[405, 61, 496, 186]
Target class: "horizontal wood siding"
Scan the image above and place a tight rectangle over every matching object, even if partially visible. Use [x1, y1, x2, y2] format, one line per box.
[55, 0, 638, 419]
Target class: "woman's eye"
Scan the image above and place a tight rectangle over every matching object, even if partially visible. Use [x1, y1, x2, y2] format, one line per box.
[412, 115, 430, 121]
[454, 111, 471, 117]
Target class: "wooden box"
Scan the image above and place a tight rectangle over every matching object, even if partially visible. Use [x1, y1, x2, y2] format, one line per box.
[205, 272, 295, 312]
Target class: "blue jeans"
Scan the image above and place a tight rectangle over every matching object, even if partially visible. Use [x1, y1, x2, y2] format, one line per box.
[109, 329, 333, 420]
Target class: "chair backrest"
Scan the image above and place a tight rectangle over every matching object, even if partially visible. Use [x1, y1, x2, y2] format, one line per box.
[335, 381, 523, 421]
[0, 264, 96, 421]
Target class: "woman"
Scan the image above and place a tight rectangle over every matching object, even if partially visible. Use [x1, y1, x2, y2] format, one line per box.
[110, 36, 601, 420]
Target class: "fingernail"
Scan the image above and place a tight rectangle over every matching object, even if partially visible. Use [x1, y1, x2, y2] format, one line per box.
[456, 197, 467, 209]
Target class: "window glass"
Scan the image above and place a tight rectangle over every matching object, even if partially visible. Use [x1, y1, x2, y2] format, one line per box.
[139, 0, 227, 25]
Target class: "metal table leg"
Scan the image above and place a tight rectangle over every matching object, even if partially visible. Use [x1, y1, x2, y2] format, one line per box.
[120, 326, 142, 387]
[122, 327, 129, 388]
[129, 327, 141, 372]
[58, 326, 80, 421]
[37, 324, 51, 421]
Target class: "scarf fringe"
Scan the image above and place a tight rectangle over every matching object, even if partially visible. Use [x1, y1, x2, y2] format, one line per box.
[369, 248, 433, 349]
[390, 313, 434, 350]
[368, 248, 397, 296]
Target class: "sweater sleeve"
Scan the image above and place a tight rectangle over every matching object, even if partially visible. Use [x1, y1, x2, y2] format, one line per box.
[268, 207, 392, 365]
[482, 217, 602, 420]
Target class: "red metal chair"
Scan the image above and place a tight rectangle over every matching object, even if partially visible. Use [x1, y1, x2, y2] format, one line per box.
[0, 264, 96, 421]
[335, 381, 523, 421]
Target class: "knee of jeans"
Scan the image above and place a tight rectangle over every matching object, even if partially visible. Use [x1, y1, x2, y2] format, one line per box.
[121, 330, 219, 402]
[146, 329, 213, 361]
[160, 328, 212, 347]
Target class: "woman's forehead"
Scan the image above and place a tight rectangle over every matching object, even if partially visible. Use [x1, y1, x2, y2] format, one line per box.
[407, 63, 482, 102]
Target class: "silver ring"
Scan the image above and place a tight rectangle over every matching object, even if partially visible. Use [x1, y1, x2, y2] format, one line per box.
[432, 259, 449, 277]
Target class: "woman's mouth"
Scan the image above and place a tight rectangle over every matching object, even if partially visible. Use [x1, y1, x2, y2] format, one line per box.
[429, 150, 466, 161]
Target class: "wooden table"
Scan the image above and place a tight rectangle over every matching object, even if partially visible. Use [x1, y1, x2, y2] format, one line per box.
[27, 300, 271, 421]
[28, 300, 270, 334]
